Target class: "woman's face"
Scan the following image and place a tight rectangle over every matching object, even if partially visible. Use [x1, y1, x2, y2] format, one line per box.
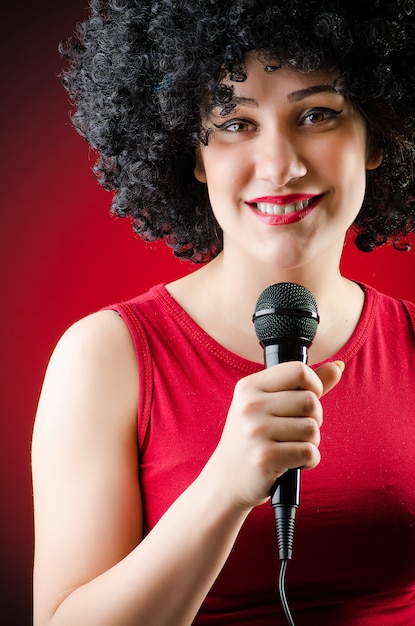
[195, 52, 381, 273]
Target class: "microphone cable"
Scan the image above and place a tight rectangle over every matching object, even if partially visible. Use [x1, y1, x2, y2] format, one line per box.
[272, 472, 299, 626]
[279, 558, 295, 626]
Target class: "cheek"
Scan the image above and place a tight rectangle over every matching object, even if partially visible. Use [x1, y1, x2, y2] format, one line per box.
[341, 142, 368, 199]
[318, 136, 367, 197]
[201, 150, 248, 197]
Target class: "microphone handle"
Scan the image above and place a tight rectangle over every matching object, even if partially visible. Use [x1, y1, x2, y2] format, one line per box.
[263, 340, 308, 560]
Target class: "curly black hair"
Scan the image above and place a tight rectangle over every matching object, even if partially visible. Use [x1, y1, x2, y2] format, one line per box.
[60, 0, 415, 262]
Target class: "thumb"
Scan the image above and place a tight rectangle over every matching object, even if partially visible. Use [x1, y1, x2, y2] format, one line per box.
[314, 360, 345, 396]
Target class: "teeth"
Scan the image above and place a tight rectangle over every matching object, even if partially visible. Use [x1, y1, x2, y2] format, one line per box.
[285, 203, 297, 214]
[256, 198, 313, 215]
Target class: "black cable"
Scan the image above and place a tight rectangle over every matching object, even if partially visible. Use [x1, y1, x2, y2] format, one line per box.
[278, 558, 296, 626]
[273, 497, 297, 625]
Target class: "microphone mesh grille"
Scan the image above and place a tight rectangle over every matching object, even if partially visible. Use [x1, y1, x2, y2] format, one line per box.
[253, 283, 319, 343]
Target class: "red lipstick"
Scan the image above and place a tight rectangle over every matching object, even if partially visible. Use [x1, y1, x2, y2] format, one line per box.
[246, 193, 324, 226]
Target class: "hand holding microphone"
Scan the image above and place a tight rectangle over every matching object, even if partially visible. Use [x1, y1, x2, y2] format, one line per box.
[252, 282, 320, 560]
[211, 283, 341, 514]
[252, 282, 344, 555]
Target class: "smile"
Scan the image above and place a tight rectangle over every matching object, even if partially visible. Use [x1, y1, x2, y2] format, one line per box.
[246, 194, 324, 225]
[256, 197, 315, 215]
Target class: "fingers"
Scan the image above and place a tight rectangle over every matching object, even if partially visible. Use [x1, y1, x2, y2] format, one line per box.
[266, 414, 321, 446]
[267, 360, 345, 473]
[247, 360, 324, 395]
[249, 359, 345, 397]
[215, 359, 345, 508]
[260, 388, 322, 421]
[314, 360, 345, 396]
[269, 439, 322, 473]
[240, 360, 345, 467]
[236, 360, 344, 432]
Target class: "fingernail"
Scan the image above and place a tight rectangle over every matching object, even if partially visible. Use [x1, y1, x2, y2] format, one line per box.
[333, 360, 345, 373]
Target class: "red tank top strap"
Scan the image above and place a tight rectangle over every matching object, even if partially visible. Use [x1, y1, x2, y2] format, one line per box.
[109, 301, 153, 447]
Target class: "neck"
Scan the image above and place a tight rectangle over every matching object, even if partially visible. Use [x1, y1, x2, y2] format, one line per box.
[197, 246, 363, 363]
[207, 247, 345, 312]
[167, 241, 364, 365]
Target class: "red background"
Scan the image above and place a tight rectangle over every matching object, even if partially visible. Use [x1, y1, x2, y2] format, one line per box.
[2, 3, 415, 623]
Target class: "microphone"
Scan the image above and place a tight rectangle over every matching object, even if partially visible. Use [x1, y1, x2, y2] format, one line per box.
[252, 282, 319, 560]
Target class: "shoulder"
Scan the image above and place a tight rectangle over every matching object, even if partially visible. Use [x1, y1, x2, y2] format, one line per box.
[50, 309, 138, 388]
[399, 296, 415, 323]
[35, 309, 139, 444]
[370, 286, 415, 322]
[364, 284, 415, 344]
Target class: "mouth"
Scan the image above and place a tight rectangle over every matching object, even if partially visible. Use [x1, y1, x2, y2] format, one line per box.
[246, 193, 325, 225]
[250, 194, 324, 216]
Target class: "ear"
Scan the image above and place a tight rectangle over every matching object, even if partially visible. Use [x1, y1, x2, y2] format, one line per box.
[194, 150, 207, 183]
[366, 147, 383, 171]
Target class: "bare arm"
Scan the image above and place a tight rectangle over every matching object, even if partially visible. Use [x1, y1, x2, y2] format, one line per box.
[32, 310, 342, 625]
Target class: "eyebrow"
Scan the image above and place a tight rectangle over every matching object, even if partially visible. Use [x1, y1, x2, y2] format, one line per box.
[216, 84, 341, 113]
[287, 84, 341, 102]
[224, 84, 342, 111]
[230, 96, 259, 107]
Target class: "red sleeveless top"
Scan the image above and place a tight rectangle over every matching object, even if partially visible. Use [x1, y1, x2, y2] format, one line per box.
[109, 283, 415, 625]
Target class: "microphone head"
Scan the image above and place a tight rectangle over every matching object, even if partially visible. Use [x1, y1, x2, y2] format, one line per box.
[253, 282, 319, 346]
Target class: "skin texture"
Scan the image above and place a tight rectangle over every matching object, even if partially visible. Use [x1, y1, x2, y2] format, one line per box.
[32, 58, 382, 626]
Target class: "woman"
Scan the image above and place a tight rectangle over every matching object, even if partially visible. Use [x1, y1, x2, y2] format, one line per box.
[32, 1, 415, 624]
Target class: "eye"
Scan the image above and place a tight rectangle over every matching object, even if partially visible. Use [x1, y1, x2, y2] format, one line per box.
[214, 118, 256, 133]
[301, 107, 343, 126]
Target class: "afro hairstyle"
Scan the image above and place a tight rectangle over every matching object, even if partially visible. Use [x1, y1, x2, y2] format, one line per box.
[61, 0, 415, 262]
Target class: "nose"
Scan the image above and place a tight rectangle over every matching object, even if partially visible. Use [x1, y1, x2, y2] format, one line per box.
[255, 127, 307, 188]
